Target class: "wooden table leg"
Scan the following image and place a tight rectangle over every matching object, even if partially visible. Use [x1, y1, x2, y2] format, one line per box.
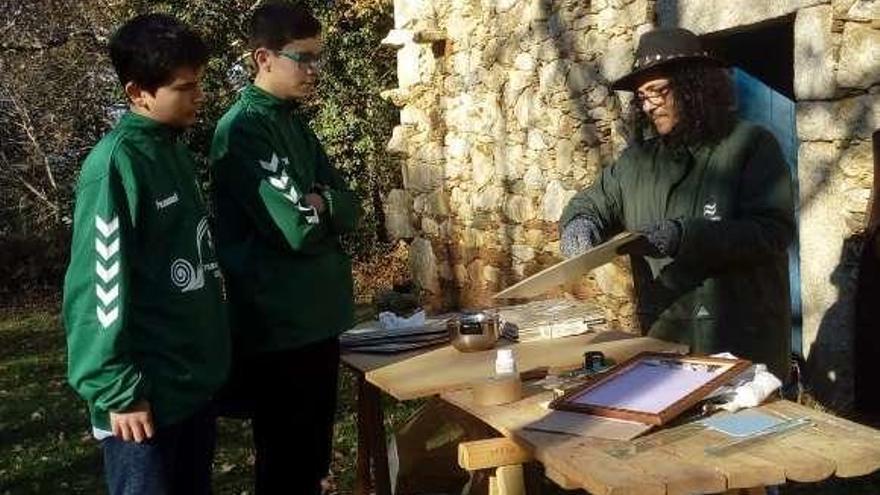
[354, 372, 372, 495]
[354, 373, 392, 495]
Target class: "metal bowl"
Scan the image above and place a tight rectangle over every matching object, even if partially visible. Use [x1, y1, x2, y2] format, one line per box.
[447, 312, 500, 352]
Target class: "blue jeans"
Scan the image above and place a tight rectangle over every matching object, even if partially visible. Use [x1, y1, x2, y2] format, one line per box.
[101, 404, 216, 495]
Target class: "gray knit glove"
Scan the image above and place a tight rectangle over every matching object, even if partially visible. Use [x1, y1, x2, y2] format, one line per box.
[618, 219, 682, 258]
[560, 216, 602, 258]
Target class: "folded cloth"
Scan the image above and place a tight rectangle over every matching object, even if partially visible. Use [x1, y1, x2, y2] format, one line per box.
[707, 352, 782, 413]
[379, 309, 427, 330]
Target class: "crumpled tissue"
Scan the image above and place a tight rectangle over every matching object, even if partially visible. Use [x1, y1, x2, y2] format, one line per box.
[708, 352, 782, 413]
[379, 309, 426, 330]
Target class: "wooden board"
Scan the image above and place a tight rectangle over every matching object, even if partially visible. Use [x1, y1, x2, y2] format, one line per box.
[441, 384, 880, 494]
[458, 438, 532, 471]
[493, 232, 639, 300]
[367, 333, 687, 400]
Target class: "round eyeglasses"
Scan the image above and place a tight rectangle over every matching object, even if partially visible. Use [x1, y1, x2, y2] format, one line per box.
[276, 50, 324, 70]
[636, 84, 671, 106]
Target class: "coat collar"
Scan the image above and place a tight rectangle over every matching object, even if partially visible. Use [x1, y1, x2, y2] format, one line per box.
[242, 84, 299, 110]
[118, 111, 183, 139]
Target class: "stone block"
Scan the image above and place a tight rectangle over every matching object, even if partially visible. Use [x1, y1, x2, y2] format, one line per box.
[409, 237, 441, 294]
[794, 5, 837, 100]
[797, 95, 880, 141]
[556, 139, 575, 174]
[657, 0, 826, 34]
[511, 244, 536, 262]
[599, 35, 634, 84]
[503, 194, 537, 222]
[382, 29, 414, 47]
[845, 0, 880, 21]
[384, 189, 415, 240]
[539, 59, 569, 94]
[541, 179, 577, 221]
[472, 185, 505, 212]
[387, 125, 412, 155]
[472, 145, 496, 187]
[837, 22, 880, 89]
[523, 165, 546, 191]
[527, 128, 549, 150]
[404, 162, 444, 193]
[397, 44, 423, 88]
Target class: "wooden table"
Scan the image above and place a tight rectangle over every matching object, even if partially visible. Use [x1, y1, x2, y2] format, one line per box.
[442, 387, 880, 494]
[341, 330, 688, 494]
[343, 328, 880, 494]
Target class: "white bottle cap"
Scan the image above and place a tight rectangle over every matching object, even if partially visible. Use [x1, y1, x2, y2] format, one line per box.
[495, 348, 516, 375]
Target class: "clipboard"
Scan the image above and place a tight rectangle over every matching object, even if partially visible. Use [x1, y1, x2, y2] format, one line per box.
[493, 232, 640, 299]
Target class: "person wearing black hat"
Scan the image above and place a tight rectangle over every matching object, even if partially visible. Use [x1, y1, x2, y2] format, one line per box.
[559, 27, 795, 380]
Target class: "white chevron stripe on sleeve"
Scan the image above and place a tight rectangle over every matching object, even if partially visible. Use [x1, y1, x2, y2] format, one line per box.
[96, 284, 119, 307]
[269, 175, 289, 190]
[95, 237, 120, 261]
[96, 260, 120, 284]
[96, 305, 119, 328]
[259, 153, 280, 173]
[95, 216, 119, 238]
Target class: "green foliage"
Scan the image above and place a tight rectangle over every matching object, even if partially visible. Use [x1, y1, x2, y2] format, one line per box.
[0, 0, 401, 299]
[116, 0, 401, 261]
[308, 1, 401, 259]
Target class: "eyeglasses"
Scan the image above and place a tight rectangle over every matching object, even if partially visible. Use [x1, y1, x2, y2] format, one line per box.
[636, 84, 671, 106]
[276, 50, 323, 69]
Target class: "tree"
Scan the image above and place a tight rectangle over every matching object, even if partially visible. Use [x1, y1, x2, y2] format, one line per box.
[0, 0, 401, 302]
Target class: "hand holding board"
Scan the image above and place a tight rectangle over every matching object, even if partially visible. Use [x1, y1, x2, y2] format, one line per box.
[493, 232, 640, 300]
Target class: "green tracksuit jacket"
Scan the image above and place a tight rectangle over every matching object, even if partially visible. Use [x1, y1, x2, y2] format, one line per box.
[560, 120, 795, 379]
[211, 85, 357, 355]
[63, 112, 230, 431]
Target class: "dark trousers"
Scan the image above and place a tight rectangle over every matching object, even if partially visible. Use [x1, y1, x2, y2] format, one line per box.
[101, 404, 216, 495]
[222, 337, 340, 495]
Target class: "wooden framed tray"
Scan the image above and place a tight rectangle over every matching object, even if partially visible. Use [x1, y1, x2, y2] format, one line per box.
[549, 352, 750, 425]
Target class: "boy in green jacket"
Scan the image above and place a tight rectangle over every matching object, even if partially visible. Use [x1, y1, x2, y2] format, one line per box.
[62, 14, 229, 495]
[210, 2, 357, 493]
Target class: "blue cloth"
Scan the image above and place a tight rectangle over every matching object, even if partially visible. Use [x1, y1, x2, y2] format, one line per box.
[100, 405, 216, 495]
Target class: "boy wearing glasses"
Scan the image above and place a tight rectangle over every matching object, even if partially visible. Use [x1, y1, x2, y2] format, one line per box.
[63, 14, 229, 495]
[210, 2, 357, 493]
[559, 27, 795, 381]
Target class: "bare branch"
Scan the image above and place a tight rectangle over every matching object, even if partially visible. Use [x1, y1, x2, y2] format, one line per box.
[0, 18, 14, 36]
[16, 176, 59, 212]
[2, 83, 58, 191]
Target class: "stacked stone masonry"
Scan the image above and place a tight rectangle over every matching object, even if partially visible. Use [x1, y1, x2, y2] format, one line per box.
[383, 0, 879, 407]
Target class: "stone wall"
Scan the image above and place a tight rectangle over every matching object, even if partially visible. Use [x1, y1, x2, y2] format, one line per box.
[384, 0, 880, 406]
[382, 0, 650, 326]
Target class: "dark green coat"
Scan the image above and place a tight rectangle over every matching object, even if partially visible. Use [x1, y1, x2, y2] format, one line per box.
[63, 112, 230, 431]
[211, 85, 358, 355]
[560, 120, 794, 379]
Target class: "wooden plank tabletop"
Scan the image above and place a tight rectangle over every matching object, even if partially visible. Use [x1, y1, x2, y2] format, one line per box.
[442, 386, 880, 494]
[359, 332, 688, 400]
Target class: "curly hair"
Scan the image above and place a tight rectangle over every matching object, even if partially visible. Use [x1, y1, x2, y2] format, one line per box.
[628, 62, 736, 146]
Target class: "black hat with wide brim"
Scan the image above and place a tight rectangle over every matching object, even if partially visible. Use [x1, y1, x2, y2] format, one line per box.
[611, 27, 728, 91]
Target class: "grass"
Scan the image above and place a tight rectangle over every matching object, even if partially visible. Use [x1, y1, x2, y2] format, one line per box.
[3, 306, 880, 494]
[0, 307, 420, 495]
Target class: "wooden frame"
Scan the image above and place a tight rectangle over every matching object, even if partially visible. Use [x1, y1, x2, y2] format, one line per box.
[550, 352, 750, 425]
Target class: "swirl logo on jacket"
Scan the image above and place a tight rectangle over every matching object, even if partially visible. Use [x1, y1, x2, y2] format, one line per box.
[170, 217, 219, 292]
[703, 198, 721, 221]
